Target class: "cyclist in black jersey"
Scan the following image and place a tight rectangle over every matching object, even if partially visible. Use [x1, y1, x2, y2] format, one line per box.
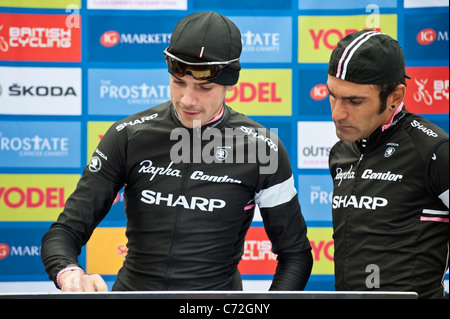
[327, 30, 449, 298]
[41, 11, 313, 292]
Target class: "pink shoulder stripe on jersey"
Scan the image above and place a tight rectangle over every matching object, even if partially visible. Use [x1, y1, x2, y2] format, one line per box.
[420, 216, 449, 223]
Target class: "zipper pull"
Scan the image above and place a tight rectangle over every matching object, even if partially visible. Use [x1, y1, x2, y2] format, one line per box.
[359, 153, 364, 162]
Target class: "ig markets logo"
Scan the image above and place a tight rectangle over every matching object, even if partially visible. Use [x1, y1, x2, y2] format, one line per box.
[0, 243, 10, 260]
[417, 28, 437, 45]
[100, 30, 120, 47]
[310, 84, 329, 101]
[417, 28, 449, 46]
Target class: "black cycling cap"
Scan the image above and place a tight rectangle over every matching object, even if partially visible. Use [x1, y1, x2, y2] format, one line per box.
[328, 30, 410, 85]
[166, 11, 242, 85]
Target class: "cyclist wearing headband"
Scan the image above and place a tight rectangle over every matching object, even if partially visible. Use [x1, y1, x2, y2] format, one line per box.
[327, 30, 449, 298]
[41, 11, 313, 292]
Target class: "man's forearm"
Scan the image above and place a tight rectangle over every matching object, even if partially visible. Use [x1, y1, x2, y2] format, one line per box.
[269, 249, 313, 291]
[41, 224, 84, 287]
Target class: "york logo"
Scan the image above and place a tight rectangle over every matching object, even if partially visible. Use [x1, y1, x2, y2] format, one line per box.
[310, 240, 334, 262]
[225, 82, 282, 103]
[140, 190, 226, 212]
[100, 30, 120, 47]
[310, 28, 381, 50]
[0, 187, 65, 208]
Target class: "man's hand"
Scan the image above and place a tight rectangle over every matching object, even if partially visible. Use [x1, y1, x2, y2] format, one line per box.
[59, 269, 108, 292]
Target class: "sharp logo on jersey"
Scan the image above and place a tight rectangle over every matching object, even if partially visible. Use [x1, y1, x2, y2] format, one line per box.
[115, 113, 158, 131]
[240, 126, 278, 151]
[411, 120, 439, 137]
[140, 190, 226, 212]
[332, 195, 388, 210]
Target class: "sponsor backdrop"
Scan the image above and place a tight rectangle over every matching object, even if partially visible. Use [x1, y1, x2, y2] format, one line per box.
[0, 0, 448, 293]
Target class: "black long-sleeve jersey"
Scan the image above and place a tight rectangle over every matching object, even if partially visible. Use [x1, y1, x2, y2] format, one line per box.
[329, 107, 449, 299]
[41, 101, 313, 291]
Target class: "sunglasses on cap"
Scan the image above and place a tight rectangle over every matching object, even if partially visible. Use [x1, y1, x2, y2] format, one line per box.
[164, 48, 239, 81]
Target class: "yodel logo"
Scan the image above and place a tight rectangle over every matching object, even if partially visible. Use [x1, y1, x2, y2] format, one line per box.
[225, 82, 282, 103]
[0, 186, 65, 208]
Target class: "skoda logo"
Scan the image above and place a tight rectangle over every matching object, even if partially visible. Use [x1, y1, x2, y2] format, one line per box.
[215, 148, 228, 161]
[384, 147, 396, 158]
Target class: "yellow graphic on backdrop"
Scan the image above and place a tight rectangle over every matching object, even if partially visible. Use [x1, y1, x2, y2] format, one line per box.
[0, 174, 79, 221]
[308, 227, 335, 275]
[0, 0, 81, 8]
[225, 69, 292, 116]
[298, 14, 398, 63]
[86, 227, 127, 275]
[87, 121, 114, 164]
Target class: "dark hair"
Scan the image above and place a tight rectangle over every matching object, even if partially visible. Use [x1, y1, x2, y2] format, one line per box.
[376, 79, 406, 114]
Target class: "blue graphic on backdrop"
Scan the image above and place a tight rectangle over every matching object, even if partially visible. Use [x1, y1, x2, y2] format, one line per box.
[256, 120, 291, 156]
[404, 13, 449, 61]
[88, 16, 179, 62]
[0, 227, 49, 277]
[298, 68, 331, 116]
[299, 0, 396, 10]
[88, 69, 170, 116]
[298, 174, 334, 222]
[194, 0, 290, 9]
[231, 17, 292, 63]
[0, 121, 80, 168]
